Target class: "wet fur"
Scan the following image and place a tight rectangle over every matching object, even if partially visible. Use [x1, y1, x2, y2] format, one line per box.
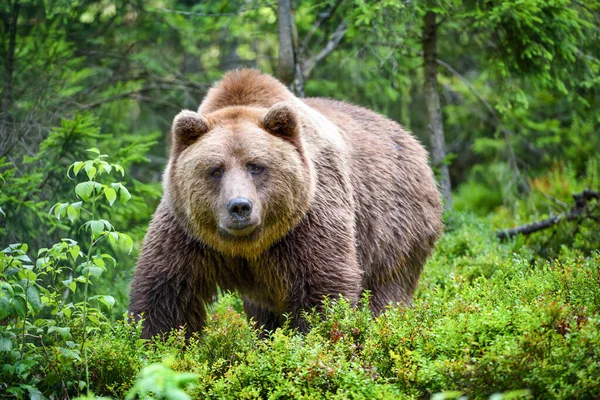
[129, 69, 443, 338]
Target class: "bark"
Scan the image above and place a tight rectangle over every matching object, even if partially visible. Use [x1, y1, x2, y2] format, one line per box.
[422, 11, 452, 210]
[276, 0, 296, 86]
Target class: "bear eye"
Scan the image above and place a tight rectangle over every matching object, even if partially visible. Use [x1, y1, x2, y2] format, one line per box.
[209, 167, 224, 178]
[247, 164, 264, 175]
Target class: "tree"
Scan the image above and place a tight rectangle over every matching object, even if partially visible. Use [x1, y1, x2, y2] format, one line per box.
[422, 10, 452, 209]
[276, 0, 296, 86]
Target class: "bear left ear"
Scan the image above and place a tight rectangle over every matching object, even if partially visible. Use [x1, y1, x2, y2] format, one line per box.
[262, 102, 299, 141]
[172, 110, 209, 149]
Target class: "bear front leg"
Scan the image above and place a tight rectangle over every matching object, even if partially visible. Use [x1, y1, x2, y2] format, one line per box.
[129, 203, 216, 339]
[243, 298, 283, 336]
[271, 211, 363, 332]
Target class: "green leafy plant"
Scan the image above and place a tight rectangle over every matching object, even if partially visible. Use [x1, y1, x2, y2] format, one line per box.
[1, 148, 133, 397]
[126, 358, 199, 400]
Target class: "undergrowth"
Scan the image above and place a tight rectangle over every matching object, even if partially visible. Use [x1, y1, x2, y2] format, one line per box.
[1, 119, 599, 399]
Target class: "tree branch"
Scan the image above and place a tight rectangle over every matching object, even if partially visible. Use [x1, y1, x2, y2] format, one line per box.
[153, 5, 266, 18]
[299, 0, 345, 56]
[572, 0, 600, 21]
[79, 83, 204, 110]
[301, 22, 346, 79]
[497, 190, 600, 239]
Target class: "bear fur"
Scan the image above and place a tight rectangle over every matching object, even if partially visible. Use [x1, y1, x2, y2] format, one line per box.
[129, 69, 442, 338]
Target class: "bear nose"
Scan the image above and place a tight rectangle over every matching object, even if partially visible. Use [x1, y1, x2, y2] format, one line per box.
[227, 197, 253, 220]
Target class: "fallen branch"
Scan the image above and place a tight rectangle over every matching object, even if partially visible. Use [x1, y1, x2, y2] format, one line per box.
[497, 190, 600, 240]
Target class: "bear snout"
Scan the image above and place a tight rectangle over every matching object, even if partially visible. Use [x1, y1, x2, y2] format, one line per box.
[227, 197, 253, 220]
[218, 197, 261, 237]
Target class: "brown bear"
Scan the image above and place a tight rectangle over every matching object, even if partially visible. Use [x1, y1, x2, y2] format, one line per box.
[129, 69, 442, 338]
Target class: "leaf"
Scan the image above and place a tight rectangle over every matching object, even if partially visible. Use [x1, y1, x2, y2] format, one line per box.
[89, 220, 104, 236]
[69, 161, 84, 178]
[82, 266, 103, 279]
[86, 147, 100, 155]
[0, 281, 14, 296]
[59, 346, 81, 361]
[12, 296, 27, 317]
[52, 202, 68, 220]
[67, 205, 78, 222]
[431, 391, 464, 400]
[101, 162, 112, 175]
[85, 164, 97, 180]
[26, 385, 44, 400]
[68, 244, 81, 261]
[112, 183, 132, 203]
[75, 181, 95, 201]
[99, 219, 113, 231]
[62, 306, 73, 318]
[113, 164, 125, 177]
[119, 233, 134, 254]
[107, 232, 119, 246]
[26, 286, 43, 314]
[91, 295, 116, 309]
[104, 187, 117, 206]
[0, 296, 10, 320]
[56, 327, 71, 339]
[93, 257, 105, 267]
[0, 336, 12, 352]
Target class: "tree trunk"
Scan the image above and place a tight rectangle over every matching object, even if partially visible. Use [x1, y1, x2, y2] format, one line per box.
[422, 11, 452, 210]
[290, 6, 305, 97]
[2, 0, 19, 123]
[276, 0, 296, 86]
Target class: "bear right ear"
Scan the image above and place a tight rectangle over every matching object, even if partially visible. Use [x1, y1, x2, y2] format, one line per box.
[172, 110, 209, 148]
[262, 102, 299, 142]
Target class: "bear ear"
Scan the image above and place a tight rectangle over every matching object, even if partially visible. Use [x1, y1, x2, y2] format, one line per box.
[172, 110, 209, 148]
[262, 102, 299, 141]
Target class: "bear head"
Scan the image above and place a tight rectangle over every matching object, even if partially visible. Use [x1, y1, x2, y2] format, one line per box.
[165, 102, 315, 258]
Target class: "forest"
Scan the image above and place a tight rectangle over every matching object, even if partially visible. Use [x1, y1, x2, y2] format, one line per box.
[0, 0, 599, 398]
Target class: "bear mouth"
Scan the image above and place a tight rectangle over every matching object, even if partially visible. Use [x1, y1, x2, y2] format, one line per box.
[218, 222, 259, 239]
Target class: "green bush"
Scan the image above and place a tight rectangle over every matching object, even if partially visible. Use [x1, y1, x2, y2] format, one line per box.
[1, 148, 134, 397]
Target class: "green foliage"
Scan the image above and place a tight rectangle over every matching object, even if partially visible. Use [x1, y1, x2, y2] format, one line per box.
[0, 149, 134, 397]
[126, 359, 198, 400]
[0, 113, 160, 317]
[2, 141, 600, 399]
[34, 212, 594, 400]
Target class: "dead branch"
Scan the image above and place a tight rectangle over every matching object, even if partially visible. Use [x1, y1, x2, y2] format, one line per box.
[497, 190, 600, 240]
[301, 22, 347, 79]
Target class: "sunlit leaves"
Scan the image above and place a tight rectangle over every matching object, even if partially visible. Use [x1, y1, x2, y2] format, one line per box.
[89, 295, 116, 310]
[74, 181, 101, 201]
[67, 202, 82, 222]
[107, 231, 134, 254]
[104, 187, 117, 205]
[111, 182, 131, 203]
